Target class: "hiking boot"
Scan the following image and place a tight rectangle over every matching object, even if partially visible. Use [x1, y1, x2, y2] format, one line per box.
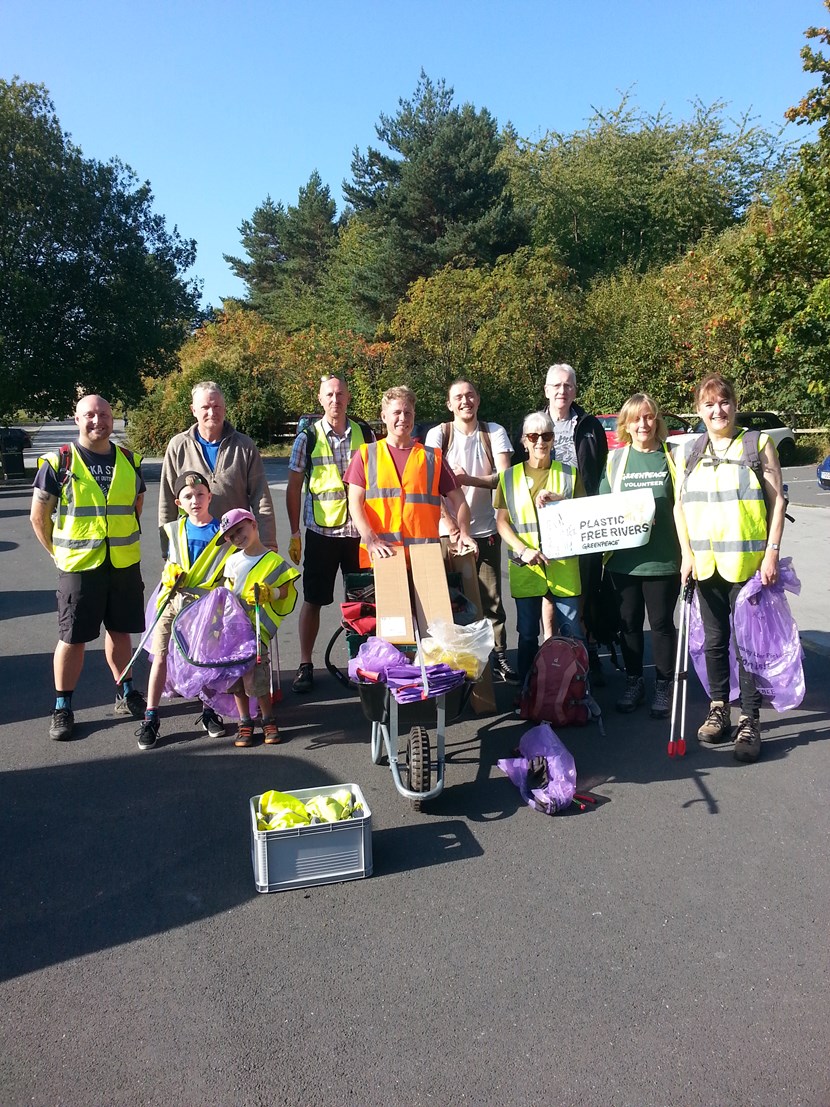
[492, 652, 519, 684]
[234, 722, 255, 747]
[615, 675, 645, 713]
[292, 663, 314, 693]
[650, 678, 673, 719]
[136, 717, 160, 751]
[49, 707, 74, 741]
[697, 700, 732, 744]
[199, 707, 225, 738]
[115, 689, 146, 719]
[588, 646, 607, 688]
[733, 714, 762, 763]
[262, 720, 281, 745]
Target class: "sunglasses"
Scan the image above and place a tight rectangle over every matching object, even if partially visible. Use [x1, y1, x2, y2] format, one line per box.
[525, 432, 554, 444]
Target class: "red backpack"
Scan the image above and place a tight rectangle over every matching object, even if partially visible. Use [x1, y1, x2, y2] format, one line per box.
[519, 637, 592, 727]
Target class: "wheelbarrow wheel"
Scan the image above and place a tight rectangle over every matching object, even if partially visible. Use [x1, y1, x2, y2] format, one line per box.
[406, 725, 431, 810]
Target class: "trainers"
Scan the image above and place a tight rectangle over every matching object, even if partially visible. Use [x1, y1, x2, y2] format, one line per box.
[616, 675, 645, 713]
[49, 707, 74, 741]
[697, 700, 732, 744]
[292, 663, 314, 693]
[492, 652, 519, 684]
[588, 647, 607, 688]
[262, 720, 281, 745]
[733, 714, 762, 763]
[199, 707, 225, 738]
[115, 689, 146, 718]
[136, 717, 160, 751]
[650, 678, 673, 719]
[234, 722, 255, 748]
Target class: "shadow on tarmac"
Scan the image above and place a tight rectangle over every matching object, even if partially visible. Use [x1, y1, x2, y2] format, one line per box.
[0, 747, 348, 983]
[0, 588, 56, 621]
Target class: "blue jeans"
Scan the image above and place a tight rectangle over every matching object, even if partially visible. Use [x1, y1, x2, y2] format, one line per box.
[515, 593, 582, 686]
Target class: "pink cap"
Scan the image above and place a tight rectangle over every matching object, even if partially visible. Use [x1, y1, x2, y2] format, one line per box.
[219, 508, 255, 542]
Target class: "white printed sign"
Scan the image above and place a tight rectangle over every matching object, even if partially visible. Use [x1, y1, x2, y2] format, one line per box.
[539, 489, 656, 559]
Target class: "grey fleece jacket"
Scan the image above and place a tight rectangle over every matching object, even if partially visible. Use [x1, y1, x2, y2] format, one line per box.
[158, 421, 276, 553]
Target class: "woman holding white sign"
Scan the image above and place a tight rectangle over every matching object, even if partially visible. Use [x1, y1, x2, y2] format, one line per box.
[495, 412, 585, 687]
[599, 394, 681, 718]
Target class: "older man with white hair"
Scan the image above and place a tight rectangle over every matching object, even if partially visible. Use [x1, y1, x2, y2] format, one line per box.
[159, 381, 276, 555]
[542, 362, 609, 680]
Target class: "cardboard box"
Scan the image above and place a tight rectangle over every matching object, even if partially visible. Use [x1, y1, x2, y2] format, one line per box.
[409, 543, 453, 636]
[373, 553, 414, 643]
[373, 543, 453, 644]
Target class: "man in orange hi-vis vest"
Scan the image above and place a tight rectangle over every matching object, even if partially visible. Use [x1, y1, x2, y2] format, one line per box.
[344, 385, 477, 566]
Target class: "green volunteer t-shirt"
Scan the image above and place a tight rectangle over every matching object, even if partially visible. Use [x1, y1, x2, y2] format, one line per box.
[599, 448, 680, 576]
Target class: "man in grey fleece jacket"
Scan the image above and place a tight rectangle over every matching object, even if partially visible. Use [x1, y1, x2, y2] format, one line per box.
[158, 381, 277, 555]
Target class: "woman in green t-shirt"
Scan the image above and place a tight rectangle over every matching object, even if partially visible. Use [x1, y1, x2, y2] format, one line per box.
[598, 393, 680, 718]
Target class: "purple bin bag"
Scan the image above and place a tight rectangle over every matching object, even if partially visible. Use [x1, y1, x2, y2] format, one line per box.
[167, 588, 257, 704]
[348, 637, 410, 683]
[733, 557, 805, 712]
[498, 722, 577, 815]
[689, 589, 739, 703]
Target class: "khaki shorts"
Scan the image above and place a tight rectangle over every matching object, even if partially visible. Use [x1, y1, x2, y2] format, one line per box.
[150, 591, 187, 659]
[228, 651, 272, 698]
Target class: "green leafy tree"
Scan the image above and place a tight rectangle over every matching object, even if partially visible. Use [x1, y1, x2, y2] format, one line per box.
[0, 78, 199, 419]
[721, 5, 830, 419]
[343, 72, 528, 319]
[225, 172, 338, 329]
[501, 97, 783, 284]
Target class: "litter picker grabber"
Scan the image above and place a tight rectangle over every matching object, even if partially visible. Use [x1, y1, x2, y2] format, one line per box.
[270, 633, 282, 703]
[117, 574, 186, 684]
[668, 577, 695, 758]
[254, 583, 262, 665]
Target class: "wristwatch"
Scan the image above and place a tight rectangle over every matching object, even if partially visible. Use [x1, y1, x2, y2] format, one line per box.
[767, 542, 780, 551]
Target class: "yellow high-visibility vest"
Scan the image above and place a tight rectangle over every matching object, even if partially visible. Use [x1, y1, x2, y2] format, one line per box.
[230, 552, 300, 645]
[677, 430, 769, 582]
[308, 419, 366, 528]
[499, 462, 581, 598]
[41, 445, 142, 572]
[157, 518, 230, 609]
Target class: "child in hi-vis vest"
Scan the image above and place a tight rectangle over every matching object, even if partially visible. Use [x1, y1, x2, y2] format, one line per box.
[219, 509, 299, 747]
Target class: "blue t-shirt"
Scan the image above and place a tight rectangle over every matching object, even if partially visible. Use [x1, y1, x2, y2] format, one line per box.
[185, 517, 220, 564]
[195, 429, 222, 472]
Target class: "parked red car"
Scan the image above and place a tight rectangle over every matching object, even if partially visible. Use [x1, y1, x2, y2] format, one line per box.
[597, 412, 694, 450]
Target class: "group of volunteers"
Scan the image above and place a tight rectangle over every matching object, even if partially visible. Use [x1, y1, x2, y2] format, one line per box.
[31, 363, 786, 764]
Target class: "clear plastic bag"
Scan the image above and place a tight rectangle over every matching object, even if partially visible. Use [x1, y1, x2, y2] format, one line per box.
[423, 618, 494, 681]
[733, 557, 805, 711]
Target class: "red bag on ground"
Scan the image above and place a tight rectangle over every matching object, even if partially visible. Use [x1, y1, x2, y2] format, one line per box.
[519, 637, 591, 727]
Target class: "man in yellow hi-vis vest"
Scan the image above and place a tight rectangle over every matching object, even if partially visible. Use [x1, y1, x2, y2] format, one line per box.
[30, 395, 146, 742]
[285, 374, 375, 695]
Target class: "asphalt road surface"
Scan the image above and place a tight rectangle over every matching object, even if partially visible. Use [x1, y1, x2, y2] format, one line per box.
[1, 428, 828, 1106]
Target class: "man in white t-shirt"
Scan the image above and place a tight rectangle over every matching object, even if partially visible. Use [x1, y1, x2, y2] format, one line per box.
[425, 379, 517, 683]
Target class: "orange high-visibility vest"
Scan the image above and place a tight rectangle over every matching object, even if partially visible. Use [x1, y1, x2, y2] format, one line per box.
[358, 440, 443, 567]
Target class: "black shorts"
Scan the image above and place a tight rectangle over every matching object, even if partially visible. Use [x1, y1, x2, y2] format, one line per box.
[57, 561, 145, 644]
[302, 530, 361, 607]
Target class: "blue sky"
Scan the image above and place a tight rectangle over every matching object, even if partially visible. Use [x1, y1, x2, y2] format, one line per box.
[3, 0, 822, 308]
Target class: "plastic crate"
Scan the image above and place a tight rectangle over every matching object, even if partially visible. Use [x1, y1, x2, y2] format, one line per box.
[250, 783, 372, 893]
